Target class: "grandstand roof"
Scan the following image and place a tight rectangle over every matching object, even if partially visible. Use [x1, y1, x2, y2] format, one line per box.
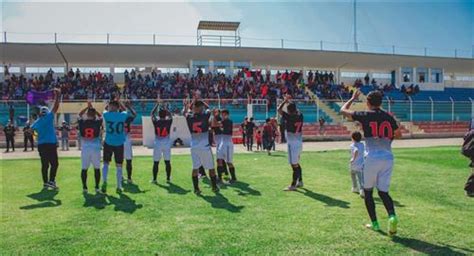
[1, 43, 473, 74]
[197, 21, 240, 31]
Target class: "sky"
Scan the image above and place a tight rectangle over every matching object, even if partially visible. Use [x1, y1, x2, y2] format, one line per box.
[1, 0, 473, 57]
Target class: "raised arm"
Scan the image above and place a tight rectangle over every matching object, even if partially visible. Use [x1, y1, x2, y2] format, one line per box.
[124, 100, 137, 118]
[277, 95, 290, 116]
[340, 90, 361, 120]
[78, 101, 91, 118]
[51, 88, 61, 114]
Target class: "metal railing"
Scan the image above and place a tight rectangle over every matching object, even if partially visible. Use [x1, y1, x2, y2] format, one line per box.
[2, 32, 472, 59]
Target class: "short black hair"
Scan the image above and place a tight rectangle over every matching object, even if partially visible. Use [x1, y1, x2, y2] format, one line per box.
[265, 118, 271, 123]
[158, 108, 167, 118]
[87, 108, 96, 115]
[287, 102, 297, 113]
[351, 131, 362, 142]
[250, 117, 254, 121]
[367, 91, 383, 107]
[194, 100, 204, 108]
[221, 109, 229, 115]
[109, 100, 119, 107]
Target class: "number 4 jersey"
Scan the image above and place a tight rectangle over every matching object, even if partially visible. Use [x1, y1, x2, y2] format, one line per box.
[103, 111, 130, 146]
[352, 109, 399, 160]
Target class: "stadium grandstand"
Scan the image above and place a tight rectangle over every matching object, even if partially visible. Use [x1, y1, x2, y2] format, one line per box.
[0, 32, 473, 147]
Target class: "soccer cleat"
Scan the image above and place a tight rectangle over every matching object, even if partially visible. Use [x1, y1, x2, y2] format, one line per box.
[212, 186, 220, 193]
[228, 179, 237, 184]
[101, 182, 108, 193]
[116, 187, 123, 194]
[150, 179, 158, 185]
[83, 187, 88, 193]
[95, 188, 101, 193]
[365, 221, 381, 231]
[47, 181, 59, 190]
[127, 179, 133, 184]
[43, 183, 49, 190]
[296, 181, 304, 188]
[359, 190, 365, 198]
[351, 187, 359, 193]
[466, 191, 474, 197]
[166, 178, 171, 183]
[388, 215, 398, 236]
[194, 189, 202, 195]
[283, 185, 297, 191]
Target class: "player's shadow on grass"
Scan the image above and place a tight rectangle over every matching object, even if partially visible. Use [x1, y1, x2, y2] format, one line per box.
[231, 181, 261, 196]
[20, 189, 61, 210]
[82, 192, 108, 210]
[391, 237, 473, 256]
[157, 182, 191, 195]
[199, 192, 245, 213]
[106, 193, 143, 214]
[297, 188, 350, 209]
[123, 183, 147, 194]
[374, 197, 405, 207]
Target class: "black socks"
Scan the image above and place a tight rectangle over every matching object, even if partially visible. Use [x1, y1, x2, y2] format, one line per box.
[94, 169, 100, 189]
[126, 160, 132, 180]
[378, 191, 396, 216]
[192, 175, 199, 191]
[165, 161, 171, 180]
[81, 169, 87, 189]
[364, 189, 377, 222]
[229, 167, 236, 180]
[152, 161, 159, 181]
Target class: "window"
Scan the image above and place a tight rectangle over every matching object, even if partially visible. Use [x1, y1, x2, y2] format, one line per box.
[341, 72, 366, 78]
[372, 73, 391, 79]
[401, 67, 413, 82]
[157, 68, 189, 74]
[2, 67, 20, 73]
[416, 67, 427, 83]
[72, 67, 110, 73]
[430, 68, 443, 83]
[114, 67, 135, 73]
[26, 67, 64, 73]
[455, 75, 474, 81]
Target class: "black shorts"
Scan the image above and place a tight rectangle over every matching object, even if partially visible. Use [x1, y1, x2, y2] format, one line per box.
[103, 143, 124, 164]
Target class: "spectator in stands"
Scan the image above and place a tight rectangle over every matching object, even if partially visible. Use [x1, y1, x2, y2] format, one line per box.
[23, 121, 34, 151]
[3, 121, 16, 153]
[58, 121, 71, 151]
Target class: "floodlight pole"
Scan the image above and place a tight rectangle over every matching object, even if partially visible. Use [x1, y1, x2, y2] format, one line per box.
[353, 0, 358, 52]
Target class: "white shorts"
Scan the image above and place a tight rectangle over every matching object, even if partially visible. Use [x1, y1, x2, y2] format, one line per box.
[362, 157, 393, 192]
[153, 138, 171, 162]
[217, 142, 234, 163]
[81, 140, 101, 170]
[191, 147, 215, 170]
[287, 140, 302, 165]
[124, 135, 133, 160]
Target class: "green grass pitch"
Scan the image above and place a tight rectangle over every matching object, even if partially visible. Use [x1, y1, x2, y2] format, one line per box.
[1, 146, 473, 255]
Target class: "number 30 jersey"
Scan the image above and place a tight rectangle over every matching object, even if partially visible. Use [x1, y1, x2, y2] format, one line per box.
[185, 111, 211, 149]
[103, 111, 130, 146]
[352, 109, 399, 159]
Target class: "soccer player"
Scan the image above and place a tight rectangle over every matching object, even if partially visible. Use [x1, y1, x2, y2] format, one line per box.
[241, 117, 248, 147]
[262, 118, 274, 156]
[150, 99, 173, 183]
[213, 109, 237, 184]
[31, 89, 60, 189]
[77, 101, 103, 193]
[245, 117, 256, 151]
[123, 102, 137, 184]
[23, 121, 34, 151]
[340, 90, 402, 235]
[349, 131, 365, 198]
[183, 99, 219, 194]
[3, 121, 16, 153]
[278, 95, 304, 191]
[101, 99, 135, 194]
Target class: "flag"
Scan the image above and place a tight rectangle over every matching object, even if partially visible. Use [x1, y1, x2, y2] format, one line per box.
[26, 90, 54, 105]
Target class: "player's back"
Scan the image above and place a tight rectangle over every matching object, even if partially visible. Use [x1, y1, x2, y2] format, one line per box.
[221, 119, 233, 143]
[186, 112, 211, 148]
[352, 109, 399, 159]
[283, 112, 304, 142]
[103, 111, 129, 146]
[153, 118, 173, 140]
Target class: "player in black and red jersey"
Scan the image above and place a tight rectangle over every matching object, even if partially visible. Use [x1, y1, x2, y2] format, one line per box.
[278, 95, 304, 191]
[340, 90, 402, 235]
[183, 99, 219, 194]
[150, 98, 173, 183]
[77, 101, 103, 193]
[212, 109, 237, 184]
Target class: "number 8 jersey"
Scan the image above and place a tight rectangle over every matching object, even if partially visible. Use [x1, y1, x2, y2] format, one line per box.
[352, 109, 399, 159]
[103, 111, 130, 146]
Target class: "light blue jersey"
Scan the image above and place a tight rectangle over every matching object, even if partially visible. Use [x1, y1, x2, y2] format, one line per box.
[31, 111, 57, 145]
[103, 111, 129, 146]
